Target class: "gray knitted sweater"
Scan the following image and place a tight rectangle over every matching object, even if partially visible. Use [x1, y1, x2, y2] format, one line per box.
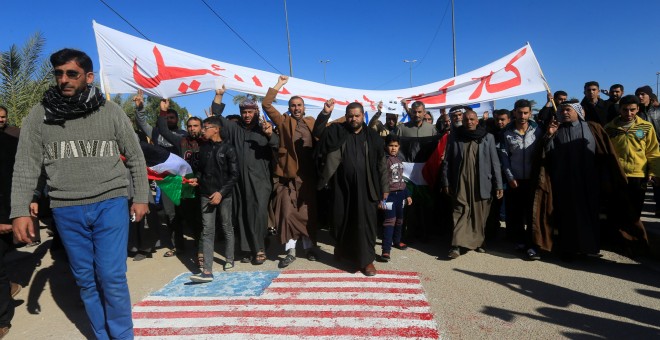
[10, 101, 148, 218]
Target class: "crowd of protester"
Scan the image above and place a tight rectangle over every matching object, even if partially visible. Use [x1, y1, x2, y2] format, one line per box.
[1, 46, 659, 338]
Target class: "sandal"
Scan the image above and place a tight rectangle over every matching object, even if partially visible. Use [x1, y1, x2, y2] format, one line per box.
[253, 251, 266, 265]
[163, 249, 177, 257]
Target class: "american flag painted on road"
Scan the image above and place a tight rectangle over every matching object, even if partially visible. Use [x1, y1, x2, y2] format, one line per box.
[132, 270, 440, 339]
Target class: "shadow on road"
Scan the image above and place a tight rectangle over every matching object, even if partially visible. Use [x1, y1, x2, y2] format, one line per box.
[10, 240, 94, 338]
[456, 268, 660, 338]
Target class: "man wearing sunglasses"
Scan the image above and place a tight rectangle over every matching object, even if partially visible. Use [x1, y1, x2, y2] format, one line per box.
[10, 49, 148, 339]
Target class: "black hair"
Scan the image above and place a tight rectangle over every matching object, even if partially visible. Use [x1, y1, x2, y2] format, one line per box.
[0, 105, 7, 115]
[554, 90, 567, 98]
[584, 81, 599, 89]
[346, 102, 364, 114]
[513, 99, 532, 110]
[610, 84, 624, 92]
[203, 116, 222, 126]
[50, 48, 93, 73]
[619, 95, 639, 107]
[288, 96, 304, 106]
[493, 109, 510, 119]
[384, 134, 400, 145]
[166, 109, 179, 122]
[187, 116, 202, 125]
[411, 101, 425, 111]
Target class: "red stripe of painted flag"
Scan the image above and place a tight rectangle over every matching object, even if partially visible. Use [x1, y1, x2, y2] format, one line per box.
[135, 325, 439, 338]
[267, 287, 424, 294]
[281, 269, 419, 276]
[273, 277, 420, 284]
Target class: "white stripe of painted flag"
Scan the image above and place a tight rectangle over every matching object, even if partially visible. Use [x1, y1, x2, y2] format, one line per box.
[133, 270, 440, 339]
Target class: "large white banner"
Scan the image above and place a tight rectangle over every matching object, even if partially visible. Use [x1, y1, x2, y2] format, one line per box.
[94, 21, 547, 120]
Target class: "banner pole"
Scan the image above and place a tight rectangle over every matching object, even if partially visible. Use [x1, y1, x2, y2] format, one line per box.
[527, 42, 556, 111]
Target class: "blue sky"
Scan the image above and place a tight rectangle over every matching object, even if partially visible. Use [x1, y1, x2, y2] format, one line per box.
[2, 0, 659, 117]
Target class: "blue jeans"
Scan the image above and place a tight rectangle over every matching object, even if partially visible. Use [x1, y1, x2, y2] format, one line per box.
[382, 190, 406, 253]
[53, 197, 133, 340]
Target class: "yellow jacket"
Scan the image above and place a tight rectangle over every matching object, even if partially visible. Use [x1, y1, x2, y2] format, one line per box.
[604, 116, 660, 177]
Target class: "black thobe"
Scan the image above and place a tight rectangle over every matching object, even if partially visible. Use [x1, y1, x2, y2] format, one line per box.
[547, 120, 600, 254]
[332, 130, 377, 268]
[212, 103, 279, 254]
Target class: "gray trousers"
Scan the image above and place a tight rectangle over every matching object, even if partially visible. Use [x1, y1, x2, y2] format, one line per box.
[200, 195, 234, 272]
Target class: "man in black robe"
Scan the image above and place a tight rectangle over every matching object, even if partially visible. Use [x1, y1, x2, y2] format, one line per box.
[314, 100, 388, 276]
[545, 101, 601, 258]
[212, 86, 279, 265]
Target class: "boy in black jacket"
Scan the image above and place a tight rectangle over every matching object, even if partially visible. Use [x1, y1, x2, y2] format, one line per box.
[190, 116, 239, 283]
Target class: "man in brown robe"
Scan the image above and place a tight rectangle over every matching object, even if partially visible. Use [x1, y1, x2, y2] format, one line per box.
[441, 110, 503, 259]
[262, 75, 318, 268]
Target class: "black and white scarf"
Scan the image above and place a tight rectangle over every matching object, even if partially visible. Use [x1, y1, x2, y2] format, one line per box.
[42, 85, 106, 124]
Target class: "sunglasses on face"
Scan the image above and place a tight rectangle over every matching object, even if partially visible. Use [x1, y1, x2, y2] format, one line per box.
[52, 69, 83, 80]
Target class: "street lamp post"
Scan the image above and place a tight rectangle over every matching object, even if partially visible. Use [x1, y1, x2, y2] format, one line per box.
[320, 60, 330, 84]
[403, 59, 417, 88]
[284, 0, 293, 76]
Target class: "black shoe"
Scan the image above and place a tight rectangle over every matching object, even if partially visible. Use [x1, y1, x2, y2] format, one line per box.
[240, 254, 252, 263]
[526, 248, 541, 261]
[448, 247, 460, 259]
[279, 254, 296, 268]
[393, 243, 408, 250]
[381, 253, 391, 262]
[307, 250, 317, 262]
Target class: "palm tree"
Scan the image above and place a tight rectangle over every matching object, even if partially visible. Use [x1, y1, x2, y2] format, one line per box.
[529, 99, 539, 114]
[232, 93, 265, 106]
[0, 32, 53, 127]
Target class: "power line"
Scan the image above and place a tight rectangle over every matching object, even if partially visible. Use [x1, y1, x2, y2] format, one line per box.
[374, 0, 451, 89]
[98, 0, 151, 41]
[200, 0, 284, 75]
[415, 0, 451, 68]
[97, 0, 235, 99]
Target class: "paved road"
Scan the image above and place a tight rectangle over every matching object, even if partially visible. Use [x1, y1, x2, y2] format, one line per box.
[5, 215, 660, 339]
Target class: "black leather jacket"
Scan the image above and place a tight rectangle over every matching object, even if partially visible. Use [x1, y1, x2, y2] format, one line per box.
[198, 140, 239, 197]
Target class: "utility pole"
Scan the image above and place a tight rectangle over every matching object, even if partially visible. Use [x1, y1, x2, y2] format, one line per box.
[451, 0, 457, 76]
[284, 0, 293, 76]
